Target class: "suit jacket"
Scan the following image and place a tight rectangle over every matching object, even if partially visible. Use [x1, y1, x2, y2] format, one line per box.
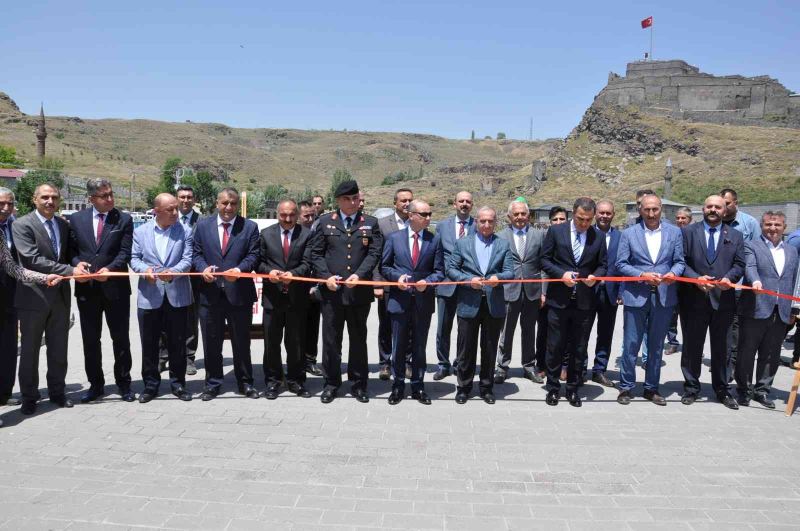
[497, 225, 546, 302]
[380, 228, 444, 314]
[373, 213, 404, 283]
[257, 223, 313, 310]
[615, 222, 685, 308]
[192, 215, 260, 307]
[130, 220, 194, 309]
[0, 217, 18, 310]
[435, 215, 476, 298]
[310, 210, 382, 306]
[740, 238, 798, 323]
[446, 234, 514, 318]
[596, 226, 622, 302]
[678, 221, 745, 311]
[541, 222, 608, 311]
[69, 207, 133, 301]
[11, 212, 74, 310]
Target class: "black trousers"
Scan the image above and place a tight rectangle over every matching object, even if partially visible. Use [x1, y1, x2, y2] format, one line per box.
[321, 302, 370, 391]
[377, 296, 392, 368]
[0, 308, 18, 400]
[496, 294, 539, 371]
[735, 310, 787, 398]
[591, 289, 618, 374]
[139, 299, 188, 393]
[390, 305, 432, 393]
[456, 298, 503, 395]
[304, 299, 321, 366]
[263, 300, 307, 387]
[159, 298, 198, 363]
[545, 302, 594, 394]
[17, 298, 70, 402]
[199, 299, 254, 391]
[535, 305, 549, 373]
[680, 297, 732, 397]
[435, 295, 458, 370]
[726, 290, 741, 381]
[77, 289, 132, 392]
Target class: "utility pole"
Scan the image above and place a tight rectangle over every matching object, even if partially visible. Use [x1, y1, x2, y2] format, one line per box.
[664, 157, 672, 199]
[129, 172, 136, 211]
[529, 117, 533, 141]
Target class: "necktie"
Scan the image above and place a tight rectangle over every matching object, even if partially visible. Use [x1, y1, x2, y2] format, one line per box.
[96, 213, 105, 245]
[221, 222, 231, 253]
[182, 215, 189, 226]
[516, 230, 526, 255]
[572, 231, 582, 264]
[707, 227, 717, 262]
[45, 219, 58, 256]
[282, 229, 290, 262]
[345, 216, 352, 230]
[411, 232, 420, 267]
[458, 220, 466, 239]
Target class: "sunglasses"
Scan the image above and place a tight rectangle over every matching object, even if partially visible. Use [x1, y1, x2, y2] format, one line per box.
[412, 212, 432, 218]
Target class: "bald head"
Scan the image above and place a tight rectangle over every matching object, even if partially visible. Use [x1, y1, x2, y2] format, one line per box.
[153, 193, 179, 228]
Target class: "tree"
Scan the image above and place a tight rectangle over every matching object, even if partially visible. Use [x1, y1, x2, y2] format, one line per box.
[326, 169, 353, 209]
[497, 132, 506, 140]
[180, 170, 218, 214]
[13, 170, 65, 216]
[146, 157, 185, 207]
[0, 144, 23, 168]
[470, 130, 475, 141]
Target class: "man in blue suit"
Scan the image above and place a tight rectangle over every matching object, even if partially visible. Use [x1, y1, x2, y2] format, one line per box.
[130, 193, 194, 403]
[615, 195, 685, 406]
[735, 211, 799, 408]
[447, 206, 514, 404]
[433, 191, 476, 380]
[192, 188, 261, 401]
[380, 200, 444, 405]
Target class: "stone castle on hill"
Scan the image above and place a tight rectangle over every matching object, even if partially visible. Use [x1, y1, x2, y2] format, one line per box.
[595, 59, 800, 128]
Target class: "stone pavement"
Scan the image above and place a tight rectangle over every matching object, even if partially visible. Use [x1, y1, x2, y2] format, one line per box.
[1, 287, 799, 530]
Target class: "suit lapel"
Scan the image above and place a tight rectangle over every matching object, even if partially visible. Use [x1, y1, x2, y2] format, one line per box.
[164, 223, 179, 264]
[757, 238, 779, 277]
[31, 216, 57, 260]
[95, 209, 117, 251]
[56, 217, 68, 262]
[635, 224, 652, 264]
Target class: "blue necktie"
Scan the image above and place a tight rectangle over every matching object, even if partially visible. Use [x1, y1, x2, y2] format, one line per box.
[345, 217, 352, 230]
[707, 227, 717, 262]
[45, 219, 58, 256]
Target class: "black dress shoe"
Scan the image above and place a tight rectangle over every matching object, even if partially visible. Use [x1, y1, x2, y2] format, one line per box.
[412, 391, 431, 405]
[523, 368, 544, 384]
[51, 396, 74, 408]
[378, 366, 391, 381]
[591, 372, 616, 388]
[455, 392, 468, 404]
[320, 388, 336, 403]
[0, 397, 21, 406]
[481, 393, 496, 404]
[305, 363, 323, 376]
[617, 390, 631, 405]
[352, 388, 369, 403]
[139, 391, 156, 403]
[681, 393, 696, 405]
[20, 401, 37, 415]
[239, 385, 260, 399]
[200, 389, 218, 401]
[172, 387, 193, 401]
[287, 384, 311, 398]
[545, 390, 559, 406]
[387, 389, 403, 405]
[80, 389, 104, 404]
[752, 394, 775, 409]
[567, 391, 581, 408]
[643, 390, 666, 406]
[119, 389, 136, 402]
[736, 395, 751, 407]
[433, 368, 450, 381]
[718, 392, 739, 410]
[262, 387, 280, 400]
[493, 370, 507, 384]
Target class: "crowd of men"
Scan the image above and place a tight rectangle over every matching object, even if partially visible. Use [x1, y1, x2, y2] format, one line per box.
[1, 178, 799, 416]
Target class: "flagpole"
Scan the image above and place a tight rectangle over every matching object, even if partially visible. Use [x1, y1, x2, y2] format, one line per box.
[650, 23, 654, 60]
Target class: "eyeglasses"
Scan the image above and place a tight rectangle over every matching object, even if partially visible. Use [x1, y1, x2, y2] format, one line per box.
[0, 201, 15, 207]
[412, 212, 432, 218]
[93, 192, 114, 200]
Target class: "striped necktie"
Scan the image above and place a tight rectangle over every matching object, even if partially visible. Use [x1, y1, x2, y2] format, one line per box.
[572, 231, 582, 263]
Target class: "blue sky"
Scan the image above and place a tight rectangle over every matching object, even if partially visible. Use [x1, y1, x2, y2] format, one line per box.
[2, 1, 797, 139]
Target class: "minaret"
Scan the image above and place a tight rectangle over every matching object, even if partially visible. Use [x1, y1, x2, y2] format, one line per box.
[36, 103, 47, 160]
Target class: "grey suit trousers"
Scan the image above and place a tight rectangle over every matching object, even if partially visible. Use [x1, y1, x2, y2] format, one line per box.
[17, 297, 71, 402]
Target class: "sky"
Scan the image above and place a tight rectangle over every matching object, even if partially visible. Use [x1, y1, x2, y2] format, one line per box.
[2, 1, 798, 140]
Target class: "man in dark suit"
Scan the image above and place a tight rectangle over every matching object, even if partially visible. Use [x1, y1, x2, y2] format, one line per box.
[433, 191, 476, 380]
[494, 199, 546, 385]
[735, 211, 798, 408]
[541, 197, 607, 407]
[258, 199, 314, 399]
[299, 200, 323, 376]
[13, 183, 90, 414]
[374, 188, 414, 380]
[588, 200, 621, 387]
[536, 206, 568, 378]
[0, 187, 21, 405]
[193, 188, 260, 401]
[69, 179, 134, 403]
[381, 200, 444, 405]
[171, 184, 201, 375]
[679, 195, 745, 409]
[447, 206, 514, 404]
[310, 180, 383, 403]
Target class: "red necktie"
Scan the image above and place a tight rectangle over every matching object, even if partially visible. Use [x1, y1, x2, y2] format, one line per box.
[221, 222, 231, 253]
[411, 232, 420, 267]
[282, 229, 290, 262]
[458, 220, 465, 239]
[96, 213, 105, 244]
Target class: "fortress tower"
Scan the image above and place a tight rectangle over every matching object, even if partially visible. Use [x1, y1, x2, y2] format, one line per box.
[35, 103, 47, 159]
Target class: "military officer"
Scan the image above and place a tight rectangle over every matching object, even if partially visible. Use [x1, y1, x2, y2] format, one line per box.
[310, 180, 383, 403]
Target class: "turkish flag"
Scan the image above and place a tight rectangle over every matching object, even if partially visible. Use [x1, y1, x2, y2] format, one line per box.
[641, 16, 653, 29]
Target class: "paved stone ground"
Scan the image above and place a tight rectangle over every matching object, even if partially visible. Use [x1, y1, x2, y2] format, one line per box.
[1, 285, 799, 530]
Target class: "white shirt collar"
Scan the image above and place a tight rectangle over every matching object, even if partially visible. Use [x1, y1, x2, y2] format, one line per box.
[643, 222, 662, 234]
[761, 235, 784, 250]
[34, 210, 54, 225]
[395, 213, 407, 226]
[217, 215, 235, 226]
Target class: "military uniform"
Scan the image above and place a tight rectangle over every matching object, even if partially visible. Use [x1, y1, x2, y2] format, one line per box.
[310, 209, 383, 393]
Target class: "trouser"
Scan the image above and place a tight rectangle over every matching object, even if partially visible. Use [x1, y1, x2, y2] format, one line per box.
[726, 290, 741, 381]
[140, 299, 188, 393]
[735, 309, 787, 398]
[377, 296, 392, 368]
[390, 305, 432, 393]
[545, 302, 594, 394]
[304, 299, 321, 366]
[0, 308, 19, 400]
[680, 298, 732, 397]
[496, 294, 539, 371]
[435, 295, 458, 370]
[618, 294, 673, 393]
[321, 302, 370, 391]
[263, 301, 307, 387]
[199, 299, 254, 391]
[665, 306, 680, 346]
[535, 305, 548, 372]
[159, 297, 198, 363]
[17, 298, 71, 402]
[591, 288, 618, 374]
[77, 290, 132, 392]
[455, 298, 502, 395]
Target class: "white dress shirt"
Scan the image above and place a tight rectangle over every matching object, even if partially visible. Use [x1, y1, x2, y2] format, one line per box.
[763, 236, 786, 276]
[395, 213, 408, 231]
[455, 217, 471, 240]
[217, 215, 235, 249]
[153, 223, 171, 263]
[643, 223, 663, 263]
[92, 207, 107, 240]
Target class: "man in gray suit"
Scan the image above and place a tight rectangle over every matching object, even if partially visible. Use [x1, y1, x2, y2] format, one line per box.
[735, 211, 799, 408]
[433, 190, 476, 380]
[374, 188, 413, 380]
[13, 183, 90, 415]
[131, 193, 195, 403]
[447, 206, 514, 404]
[494, 199, 546, 384]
